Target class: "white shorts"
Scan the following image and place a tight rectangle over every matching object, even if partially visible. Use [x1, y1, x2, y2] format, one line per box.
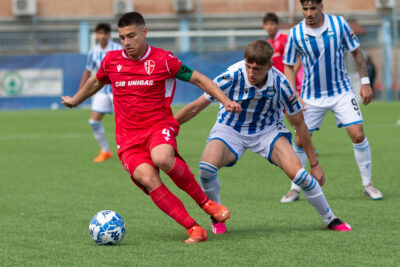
[207, 122, 292, 166]
[303, 91, 363, 132]
[91, 92, 113, 114]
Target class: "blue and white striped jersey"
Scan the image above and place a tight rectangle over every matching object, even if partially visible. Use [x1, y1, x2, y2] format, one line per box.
[205, 60, 302, 135]
[283, 13, 360, 100]
[86, 40, 122, 94]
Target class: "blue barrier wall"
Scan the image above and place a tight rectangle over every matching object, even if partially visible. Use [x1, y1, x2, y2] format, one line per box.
[0, 54, 86, 110]
[0, 51, 243, 110]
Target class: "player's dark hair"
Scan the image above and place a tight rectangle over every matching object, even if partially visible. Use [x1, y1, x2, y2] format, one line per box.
[244, 40, 274, 66]
[263, 12, 279, 24]
[300, 0, 322, 4]
[95, 23, 111, 33]
[118, 12, 146, 28]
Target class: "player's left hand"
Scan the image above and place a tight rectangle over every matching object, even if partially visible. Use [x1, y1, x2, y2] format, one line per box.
[224, 100, 242, 113]
[61, 96, 79, 108]
[360, 84, 373, 105]
[310, 163, 325, 186]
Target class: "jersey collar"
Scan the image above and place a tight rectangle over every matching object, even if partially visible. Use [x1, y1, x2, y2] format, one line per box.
[121, 44, 151, 61]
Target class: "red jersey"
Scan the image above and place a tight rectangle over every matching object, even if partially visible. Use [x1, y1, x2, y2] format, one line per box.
[267, 31, 288, 73]
[96, 45, 182, 154]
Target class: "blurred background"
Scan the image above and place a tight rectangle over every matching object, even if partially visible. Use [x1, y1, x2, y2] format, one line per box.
[0, 0, 398, 109]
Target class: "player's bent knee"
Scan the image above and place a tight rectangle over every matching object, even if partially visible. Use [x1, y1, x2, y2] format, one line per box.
[152, 154, 175, 172]
[351, 134, 365, 144]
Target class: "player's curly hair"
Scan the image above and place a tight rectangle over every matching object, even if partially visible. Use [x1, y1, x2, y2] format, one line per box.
[118, 12, 145, 28]
[244, 40, 274, 66]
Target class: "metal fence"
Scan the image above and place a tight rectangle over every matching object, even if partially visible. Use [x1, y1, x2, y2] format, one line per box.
[91, 29, 271, 53]
[0, 31, 79, 55]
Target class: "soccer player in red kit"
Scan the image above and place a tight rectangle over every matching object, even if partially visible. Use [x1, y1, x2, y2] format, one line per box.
[62, 12, 242, 243]
[263, 13, 303, 97]
[263, 12, 287, 73]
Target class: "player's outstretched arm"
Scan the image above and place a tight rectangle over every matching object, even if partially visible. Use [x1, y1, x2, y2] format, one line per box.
[351, 47, 373, 105]
[287, 111, 325, 186]
[174, 94, 211, 125]
[189, 70, 242, 113]
[61, 76, 104, 108]
[78, 70, 91, 91]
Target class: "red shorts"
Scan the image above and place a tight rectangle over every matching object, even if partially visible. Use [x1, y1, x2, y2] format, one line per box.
[119, 123, 180, 187]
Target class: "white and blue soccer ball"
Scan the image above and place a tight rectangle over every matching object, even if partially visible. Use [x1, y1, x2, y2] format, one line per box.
[89, 210, 126, 245]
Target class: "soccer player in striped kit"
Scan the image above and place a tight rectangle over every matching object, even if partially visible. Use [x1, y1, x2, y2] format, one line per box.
[63, 12, 242, 243]
[175, 40, 352, 234]
[281, 0, 383, 202]
[78, 23, 122, 162]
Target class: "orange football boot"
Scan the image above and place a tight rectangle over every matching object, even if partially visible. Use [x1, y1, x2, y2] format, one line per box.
[201, 199, 230, 222]
[184, 225, 207, 244]
[93, 150, 112, 162]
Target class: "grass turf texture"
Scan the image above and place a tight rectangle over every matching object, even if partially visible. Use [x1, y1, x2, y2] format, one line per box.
[0, 102, 399, 266]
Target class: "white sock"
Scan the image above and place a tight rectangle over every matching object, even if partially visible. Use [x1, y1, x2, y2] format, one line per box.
[353, 138, 372, 187]
[199, 161, 221, 204]
[293, 168, 336, 225]
[89, 119, 109, 152]
[290, 144, 306, 192]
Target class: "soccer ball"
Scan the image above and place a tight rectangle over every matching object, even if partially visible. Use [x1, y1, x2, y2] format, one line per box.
[89, 210, 126, 245]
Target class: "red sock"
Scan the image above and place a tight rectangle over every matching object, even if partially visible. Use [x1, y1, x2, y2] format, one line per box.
[166, 157, 208, 205]
[149, 184, 197, 229]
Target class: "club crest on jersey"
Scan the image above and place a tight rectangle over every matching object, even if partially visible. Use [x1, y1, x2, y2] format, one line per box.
[117, 64, 123, 72]
[328, 29, 335, 39]
[144, 60, 155, 75]
[263, 87, 275, 99]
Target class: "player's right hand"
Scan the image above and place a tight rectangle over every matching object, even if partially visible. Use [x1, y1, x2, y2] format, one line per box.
[310, 163, 325, 186]
[224, 100, 242, 113]
[61, 96, 78, 108]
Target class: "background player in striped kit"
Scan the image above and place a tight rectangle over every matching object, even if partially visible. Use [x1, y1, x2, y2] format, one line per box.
[175, 40, 352, 234]
[78, 23, 122, 162]
[281, 0, 383, 202]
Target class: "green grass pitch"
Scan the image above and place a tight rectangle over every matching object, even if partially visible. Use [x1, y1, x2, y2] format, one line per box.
[0, 102, 399, 266]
